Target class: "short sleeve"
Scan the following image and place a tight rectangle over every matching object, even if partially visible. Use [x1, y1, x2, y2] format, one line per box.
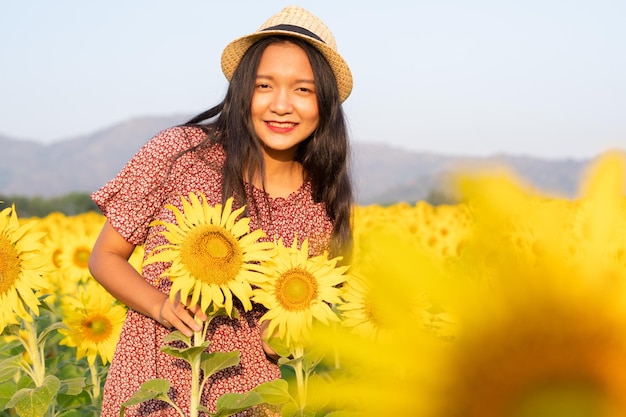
[91, 126, 204, 245]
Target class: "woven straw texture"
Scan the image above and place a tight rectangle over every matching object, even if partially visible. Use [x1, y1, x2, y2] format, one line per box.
[221, 6, 353, 102]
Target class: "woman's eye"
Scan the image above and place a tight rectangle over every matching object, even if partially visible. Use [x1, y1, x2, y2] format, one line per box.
[256, 83, 270, 89]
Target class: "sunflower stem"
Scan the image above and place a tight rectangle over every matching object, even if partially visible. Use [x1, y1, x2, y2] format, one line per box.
[189, 353, 201, 417]
[22, 317, 46, 387]
[189, 316, 204, 417]
[89, 361, 101, 405]
[293, 345, 307, 415]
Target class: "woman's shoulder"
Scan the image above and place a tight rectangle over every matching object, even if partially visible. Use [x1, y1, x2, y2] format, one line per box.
[146, 125, 205, 150]
[141, 125, 223, 158]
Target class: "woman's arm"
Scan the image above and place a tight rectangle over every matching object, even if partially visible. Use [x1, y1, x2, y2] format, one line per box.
[89, 220, 205, 337]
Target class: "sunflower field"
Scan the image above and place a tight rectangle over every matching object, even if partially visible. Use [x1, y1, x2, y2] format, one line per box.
[1, 151, 626, 417]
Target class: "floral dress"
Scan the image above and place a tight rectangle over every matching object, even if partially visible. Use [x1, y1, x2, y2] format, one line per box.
[91, 126, 334, 416]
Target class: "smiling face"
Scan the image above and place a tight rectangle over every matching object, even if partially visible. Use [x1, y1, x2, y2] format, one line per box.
[251, 41, 320, 161]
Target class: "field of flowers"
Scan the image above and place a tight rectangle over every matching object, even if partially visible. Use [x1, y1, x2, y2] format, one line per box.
[1, 151, 625, 417]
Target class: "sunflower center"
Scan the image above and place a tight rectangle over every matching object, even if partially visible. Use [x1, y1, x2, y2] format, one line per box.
[275, 267, 318, 311]
[364, 299, 383, 328]
[179, 225, 243, 285]
[73, 246, 91, 268]
[52, 248, 63, 269]
[0, 236, 20, 296]
[81, 314, 113, 342]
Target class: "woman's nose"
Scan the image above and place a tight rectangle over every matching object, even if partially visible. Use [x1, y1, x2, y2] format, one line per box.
[269, 89, 294, 115]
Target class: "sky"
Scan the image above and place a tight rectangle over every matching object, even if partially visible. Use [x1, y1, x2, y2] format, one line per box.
[1, 0, 625, 160]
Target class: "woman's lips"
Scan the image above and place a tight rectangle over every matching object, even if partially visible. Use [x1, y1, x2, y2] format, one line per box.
[266, 121, 297, 133]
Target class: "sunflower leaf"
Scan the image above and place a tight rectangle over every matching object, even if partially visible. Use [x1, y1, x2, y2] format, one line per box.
[265, 336, 292, 359]
[37, 321, 67, 346]
[2, 324, 21, 338]
[252, 379, 290, 405]
[162, 330, 191, 346]
[36, 296, 57, 313]
[58, 377, 86, 396]
[205, 306, 237, 325]
[0, 381, 18, 411]
[6, 375, 60, 417]
[119, 379, 174, 417]
[200, 350, 240, 378]
[210, 391, 264, 417]
[161, 344, 209, 364]
[0, 356, 22, 383]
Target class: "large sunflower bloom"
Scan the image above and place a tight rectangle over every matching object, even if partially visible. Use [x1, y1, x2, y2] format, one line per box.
[58, 279, 127, 365]
[0, 205, 48, 332]
[145, 193, 274, 316]
[252, 238, 348, 347]
[312, 151, 626, 417]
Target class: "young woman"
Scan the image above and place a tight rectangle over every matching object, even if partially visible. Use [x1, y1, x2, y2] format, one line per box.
[89, 6, 354, 416]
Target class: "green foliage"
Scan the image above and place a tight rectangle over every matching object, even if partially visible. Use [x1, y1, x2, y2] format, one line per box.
[119, 379, 181, 417]
[0, 193, 99, 217]
[6, 375, 61, 417]
[119, 314, 296, 417]
[0, 302, 105, 417]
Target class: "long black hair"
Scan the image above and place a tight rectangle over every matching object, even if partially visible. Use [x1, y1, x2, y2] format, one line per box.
[185, 36, 353, 258]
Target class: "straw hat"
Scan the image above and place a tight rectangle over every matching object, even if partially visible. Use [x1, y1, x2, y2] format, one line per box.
[221, 5, 353, 103]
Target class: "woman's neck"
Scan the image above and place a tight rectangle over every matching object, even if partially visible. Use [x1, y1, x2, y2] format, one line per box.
[253, 157, 304, 199]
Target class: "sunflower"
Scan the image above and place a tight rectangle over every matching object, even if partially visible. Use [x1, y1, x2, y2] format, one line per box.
[252, 238, 348, 347]
[432, 152, 626, 417]
[0, 205, 48, 332]
[307, 226, 450, 416]
[339, 264, 456, 341]
[128, 244, 145, 274]
[29, 212, 72, 300]
[55, 226, 99, 285]
[58, 279, 127, 365]
[336, 272, 382, 339]
[144, 193, 274, 316]
[312, 151, 626, 417]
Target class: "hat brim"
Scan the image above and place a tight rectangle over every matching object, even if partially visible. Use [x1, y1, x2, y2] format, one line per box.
[221, 30, 353, 103]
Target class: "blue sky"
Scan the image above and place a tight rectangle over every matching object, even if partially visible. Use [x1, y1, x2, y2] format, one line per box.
[1, 0, 625, 159]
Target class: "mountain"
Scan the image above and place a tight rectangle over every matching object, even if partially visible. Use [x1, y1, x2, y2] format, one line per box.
[1, 115, 591, 204]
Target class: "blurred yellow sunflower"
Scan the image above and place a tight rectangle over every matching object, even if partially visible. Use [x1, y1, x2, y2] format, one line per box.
[432, 151, 626, 417]
[29, 212, 71, 300]
[128, 244, 145, 274]
[59, 279, 126, 365]
[338, 265, 456, 341]
[56, 228, 99, 284]
[308, 226, 450, 416]
[336, 273, 381, 339]
[145, 193, 274, 316]
[0, 205, 48, 332]
[252, 238, 348, 347]
[313, 151, 626, 417]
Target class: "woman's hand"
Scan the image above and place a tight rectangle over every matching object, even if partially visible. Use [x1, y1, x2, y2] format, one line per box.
[90, 221, 208, 337]
[157, 292, 208, 337]
[260, 320, 280, 361]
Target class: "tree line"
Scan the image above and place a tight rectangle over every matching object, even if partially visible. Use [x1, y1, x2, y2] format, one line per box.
[0, 189, 459, 219]
[0, 192, 100, 218]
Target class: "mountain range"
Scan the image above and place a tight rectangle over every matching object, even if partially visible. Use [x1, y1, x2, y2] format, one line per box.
[1, 115, 592, 205]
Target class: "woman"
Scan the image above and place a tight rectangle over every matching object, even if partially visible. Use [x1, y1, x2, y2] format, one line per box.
[89, 6, 354, 416]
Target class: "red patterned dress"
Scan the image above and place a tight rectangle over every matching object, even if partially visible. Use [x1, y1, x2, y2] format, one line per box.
[92, 126, 334, 416]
